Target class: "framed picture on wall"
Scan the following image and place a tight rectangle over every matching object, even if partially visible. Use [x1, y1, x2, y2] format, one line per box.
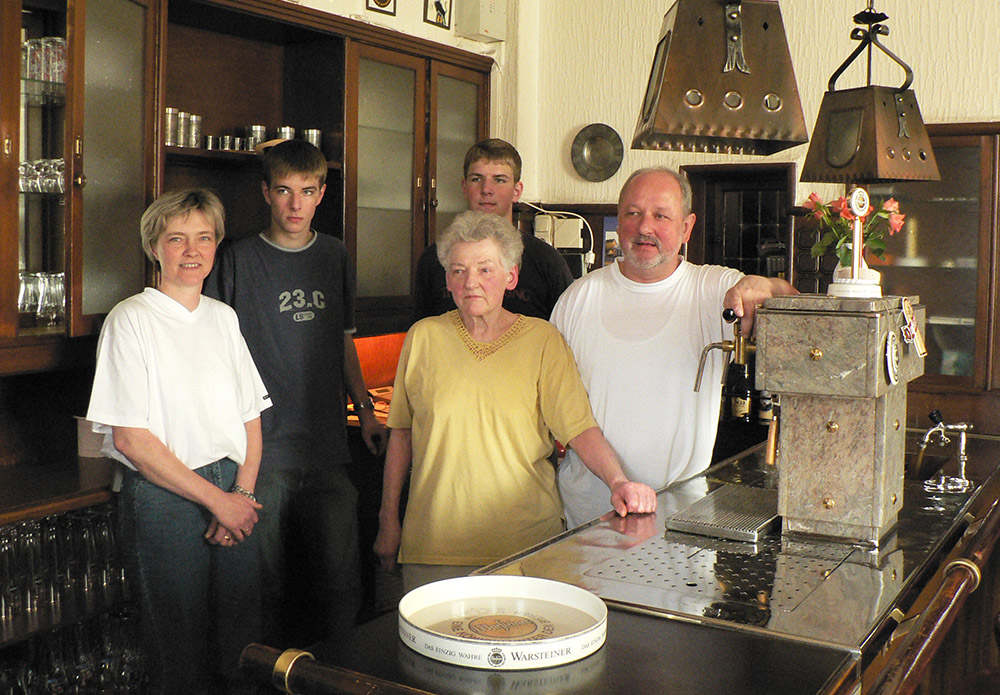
[424, 0, 451, 29]
[366, 0, 396, 15]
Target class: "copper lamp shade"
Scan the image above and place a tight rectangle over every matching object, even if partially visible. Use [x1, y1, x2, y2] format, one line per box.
[632, 0, 808, 155]
[800, 6, 939, 183]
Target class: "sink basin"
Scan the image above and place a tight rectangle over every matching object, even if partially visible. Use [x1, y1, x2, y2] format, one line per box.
[904, 447, 951, 481]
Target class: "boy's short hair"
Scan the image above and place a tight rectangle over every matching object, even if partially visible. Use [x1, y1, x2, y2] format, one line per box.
[261, 139, 327, 188]
[140, 188, 225, 262]
[463, 138, 522, 182]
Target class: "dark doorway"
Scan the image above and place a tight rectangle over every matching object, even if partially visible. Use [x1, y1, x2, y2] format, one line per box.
[682, 164, 796, 280]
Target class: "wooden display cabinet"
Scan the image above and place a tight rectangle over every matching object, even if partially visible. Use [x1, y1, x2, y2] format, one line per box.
[160, 0, 345, 243]
[867, 123, 1000, 434]
[0, 0, 153, 375]
[157, 0, 491, 335]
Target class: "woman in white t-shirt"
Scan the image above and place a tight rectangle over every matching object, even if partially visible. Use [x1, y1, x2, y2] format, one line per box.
[87, 189, 271, 695]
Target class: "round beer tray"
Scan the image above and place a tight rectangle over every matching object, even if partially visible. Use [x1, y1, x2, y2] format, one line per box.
[397, 575, 607, 670]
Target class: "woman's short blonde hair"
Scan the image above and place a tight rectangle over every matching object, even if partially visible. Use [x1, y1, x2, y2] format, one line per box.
[436, 210, 523, 271]
[140, 189, 225, 262]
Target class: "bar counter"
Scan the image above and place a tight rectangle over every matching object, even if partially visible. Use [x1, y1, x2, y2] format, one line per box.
[249, 431, 1000, 695]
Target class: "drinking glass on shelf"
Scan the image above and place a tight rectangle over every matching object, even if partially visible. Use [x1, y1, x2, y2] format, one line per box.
[40, 159, 64, 194]
[1, 525, 19, 619]
[18, 520, 44, 613]
[35, 272, 65, 327]
[18, 272, 41, 328]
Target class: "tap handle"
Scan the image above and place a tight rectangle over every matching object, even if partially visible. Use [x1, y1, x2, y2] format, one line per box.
[928, 409, 943, 425]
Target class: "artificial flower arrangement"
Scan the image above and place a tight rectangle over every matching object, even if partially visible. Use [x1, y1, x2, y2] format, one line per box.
[802, 192, 906, 267]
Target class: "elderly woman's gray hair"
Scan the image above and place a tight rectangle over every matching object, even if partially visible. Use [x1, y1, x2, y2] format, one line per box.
[436, 210, 524, 271]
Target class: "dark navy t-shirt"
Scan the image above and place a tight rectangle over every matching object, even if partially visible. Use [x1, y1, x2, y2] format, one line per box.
[205, 231, 354, 470]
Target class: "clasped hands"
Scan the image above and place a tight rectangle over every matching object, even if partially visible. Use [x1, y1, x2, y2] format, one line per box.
[205, 490, 263, 547]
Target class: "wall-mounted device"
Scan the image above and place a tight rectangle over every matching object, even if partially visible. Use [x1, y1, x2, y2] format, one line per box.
[456, 0, 506, 42]
[525, 201, 596, 271]
[534, 214, 584, 249]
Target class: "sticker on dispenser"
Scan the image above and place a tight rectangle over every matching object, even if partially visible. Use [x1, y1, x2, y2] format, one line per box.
[900, 297, 927, 358]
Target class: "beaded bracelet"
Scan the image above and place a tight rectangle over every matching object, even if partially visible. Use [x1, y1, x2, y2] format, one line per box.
[230, 484, 257, 503]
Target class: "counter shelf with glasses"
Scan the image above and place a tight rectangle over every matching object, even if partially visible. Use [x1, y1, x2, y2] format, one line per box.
[256, 430, 1000, 695]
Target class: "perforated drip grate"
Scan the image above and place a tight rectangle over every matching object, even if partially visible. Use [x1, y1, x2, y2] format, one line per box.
[584, 534, 852, 616]
[664, 484, 779, 542]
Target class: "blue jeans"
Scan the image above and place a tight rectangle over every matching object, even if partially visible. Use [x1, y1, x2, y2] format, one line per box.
[119, 459, 261, 695]
[254, 463, 360, 645]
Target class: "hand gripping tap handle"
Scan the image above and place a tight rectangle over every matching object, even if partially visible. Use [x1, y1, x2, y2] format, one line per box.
[693, 309, 743, 392]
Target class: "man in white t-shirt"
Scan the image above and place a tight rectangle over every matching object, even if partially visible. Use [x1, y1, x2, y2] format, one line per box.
[550, 167, 796, 528]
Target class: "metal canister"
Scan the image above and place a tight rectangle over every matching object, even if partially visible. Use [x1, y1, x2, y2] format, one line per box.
[278, 126, 295, 140]
[247, 124, 267, 149]
[177, 112, 190, 149]
[220, 135, 233, 150]
[164, 107, 179, 146]
[303, 129, 322, 150]
[188, 114, 202, 148]
[204, 135, 217, 150]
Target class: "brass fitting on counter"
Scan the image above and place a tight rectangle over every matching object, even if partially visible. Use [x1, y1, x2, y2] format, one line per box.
[693, 308, 756, 391]
[273, 649, 314, 695]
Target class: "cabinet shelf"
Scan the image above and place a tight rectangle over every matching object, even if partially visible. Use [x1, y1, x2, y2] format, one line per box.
[0, 582, 127, 649]
[891, 257, 976, 269]
[20, 78, 65, 106]
[926, 316, 976, 327]
[165, 146, 342, 174]
[0, 457, 115, 527]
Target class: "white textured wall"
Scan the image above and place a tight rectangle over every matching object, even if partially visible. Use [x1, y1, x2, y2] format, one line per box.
[297, 0, 1000, 205]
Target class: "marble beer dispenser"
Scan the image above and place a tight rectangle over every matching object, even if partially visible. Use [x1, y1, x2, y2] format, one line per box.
[755, 294, 925, 545]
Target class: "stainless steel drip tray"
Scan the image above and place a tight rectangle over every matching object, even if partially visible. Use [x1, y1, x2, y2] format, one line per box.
[664, 483, 779, 542]
[584, 533, 852, 618]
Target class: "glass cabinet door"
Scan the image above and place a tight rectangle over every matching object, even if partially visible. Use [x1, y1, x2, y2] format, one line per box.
[4, 0, 147, 344]
[868, 134, 990, 385]
[76, 0, 146, 331]
[354, 46, 425, 299]
[429, 63, 486, 236]
[18, 0, 68, 335]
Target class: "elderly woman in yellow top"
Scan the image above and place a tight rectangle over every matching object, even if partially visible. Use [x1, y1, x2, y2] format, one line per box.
[375, 210, 656, 591]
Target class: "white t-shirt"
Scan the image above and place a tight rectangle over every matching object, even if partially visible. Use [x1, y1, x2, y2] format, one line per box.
[550, 258, 742, 527]
[87, 288, 271, 471]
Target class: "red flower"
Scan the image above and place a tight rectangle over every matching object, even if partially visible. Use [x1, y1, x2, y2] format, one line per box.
[832, 196, 855, 221]
[800, 191, 907, 264]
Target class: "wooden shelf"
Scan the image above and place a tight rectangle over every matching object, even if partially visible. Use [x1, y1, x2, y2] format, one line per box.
[165, 146, 343, 173]
[0, 456, 115, 526]
[0, 580, 127, 648]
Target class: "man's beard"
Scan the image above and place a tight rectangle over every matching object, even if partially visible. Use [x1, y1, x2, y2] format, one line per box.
[623, 234, 671, 270]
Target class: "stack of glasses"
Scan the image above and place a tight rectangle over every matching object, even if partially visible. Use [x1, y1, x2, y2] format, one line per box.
[1, 503, 128, 637]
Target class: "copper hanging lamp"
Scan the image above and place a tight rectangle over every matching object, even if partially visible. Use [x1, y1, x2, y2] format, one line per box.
[800, 2, 939, 183]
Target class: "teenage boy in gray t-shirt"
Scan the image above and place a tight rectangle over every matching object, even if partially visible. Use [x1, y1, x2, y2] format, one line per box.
[205, 139, 386, 645]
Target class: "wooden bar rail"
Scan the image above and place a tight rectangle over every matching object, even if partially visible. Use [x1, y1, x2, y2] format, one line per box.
[240, 643, 431, 695]
[869, 498, 1000, 695]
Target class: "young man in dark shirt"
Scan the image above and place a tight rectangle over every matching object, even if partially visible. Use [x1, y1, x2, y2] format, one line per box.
[414, 138, 573, 320]
[205, 140, 385, 645]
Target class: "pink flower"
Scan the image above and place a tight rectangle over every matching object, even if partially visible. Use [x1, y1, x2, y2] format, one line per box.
[882, 198, 900, 213]
[803, 192, 824, 220]
[888, 212, 905, 235]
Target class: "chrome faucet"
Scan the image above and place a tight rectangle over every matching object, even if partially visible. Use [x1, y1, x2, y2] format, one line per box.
[920, 410, 974, 493]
